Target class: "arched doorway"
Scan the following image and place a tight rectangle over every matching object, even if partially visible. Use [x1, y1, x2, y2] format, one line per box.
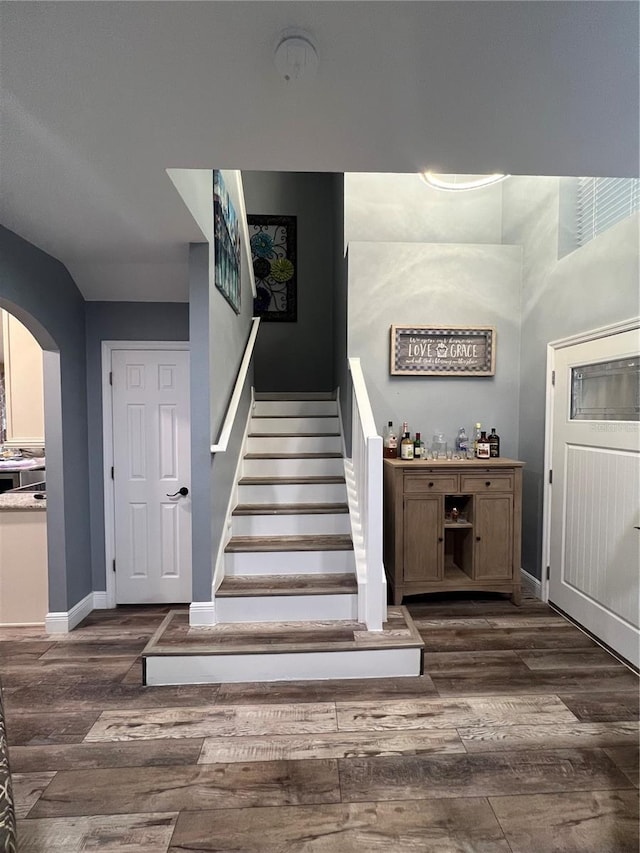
[0, 299, 60, 625]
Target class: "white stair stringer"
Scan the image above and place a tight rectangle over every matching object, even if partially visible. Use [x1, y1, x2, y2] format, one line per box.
[250, 416, 340, 434]
[237, 480, 347, 505]
[215, 593, 358, 623]
[243, 456, 344, 478]
[253, 400, 338, 416]
[247, 435, 342, 454]
[146, 645, 423, 685]
[224, 548, 356, 576]
[231, 511, 350, 537]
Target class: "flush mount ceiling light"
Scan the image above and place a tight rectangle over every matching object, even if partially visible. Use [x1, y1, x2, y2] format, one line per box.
[274, 29, 319, 82]
[421, 172, 510, 191]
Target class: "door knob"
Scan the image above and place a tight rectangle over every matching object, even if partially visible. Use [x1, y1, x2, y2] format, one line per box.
[166, 487, 189, 497]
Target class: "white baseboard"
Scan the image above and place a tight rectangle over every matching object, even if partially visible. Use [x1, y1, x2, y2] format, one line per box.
[45, 591, 94, 634]
[189, 601, 216, 626]
[92, 591, 109, 609]
[521, 568, 542, 599]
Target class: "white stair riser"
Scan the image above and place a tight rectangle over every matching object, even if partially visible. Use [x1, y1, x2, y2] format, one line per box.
[216, 594, 358, 623]
[253, 400, 338, 416]
[238, 482, 347, 504]
[145, 647, 422, 684]
[243, 457, 344, 478]
[224, 549, 355, 576]
[232, 513, 350, 537]
[250, 417, 339, 434]
[247, 435, 342, 454]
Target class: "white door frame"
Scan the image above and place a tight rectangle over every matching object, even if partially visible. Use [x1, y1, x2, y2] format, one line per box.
[541, 316, 640, 604]
[102, 341, 190, 608]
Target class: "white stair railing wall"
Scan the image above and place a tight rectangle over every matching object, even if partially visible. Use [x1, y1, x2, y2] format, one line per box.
[345, 357, 387, 631]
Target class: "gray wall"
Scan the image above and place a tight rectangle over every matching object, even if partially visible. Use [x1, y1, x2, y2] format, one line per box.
[344, 173, 504, 246]
[0, 225, 91, 611]
[331, 174, 351, 448]
[345, 175, 522, 456]
[242, 172, 336, 393]
[84, 301, 190, 592]
[190, 234, 254, 602]
[348, 241, 522, 456]
[502, 177, 640, 579]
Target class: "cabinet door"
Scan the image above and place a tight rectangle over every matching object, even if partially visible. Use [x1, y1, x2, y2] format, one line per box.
[473, 494, 513, 579]
[403, 495, 443, 582]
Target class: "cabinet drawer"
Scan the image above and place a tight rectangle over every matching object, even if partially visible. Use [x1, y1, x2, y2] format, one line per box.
[460, 474, 514, 493]
[404, 473, 459, 494]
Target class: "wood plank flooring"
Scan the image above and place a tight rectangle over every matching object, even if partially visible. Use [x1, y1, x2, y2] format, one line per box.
[2, 594, 638, 852]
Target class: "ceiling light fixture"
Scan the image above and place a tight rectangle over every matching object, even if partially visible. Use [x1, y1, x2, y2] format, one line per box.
[421, 172, 510, 191]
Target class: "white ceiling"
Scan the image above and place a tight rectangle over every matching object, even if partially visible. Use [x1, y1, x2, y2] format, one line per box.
[1, 1, 638, 302]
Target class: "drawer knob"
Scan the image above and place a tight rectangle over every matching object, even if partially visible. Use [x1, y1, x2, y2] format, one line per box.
[428, 482, 434, 487]
[485, 481, 491, 487]
[476, 536, 481, 542]
[438, 536, 444, 543]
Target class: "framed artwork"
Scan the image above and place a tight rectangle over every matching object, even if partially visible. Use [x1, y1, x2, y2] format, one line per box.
[213, 170, 241, 314]
[248, 215, 297, 322]
[390, 325, 496, 376]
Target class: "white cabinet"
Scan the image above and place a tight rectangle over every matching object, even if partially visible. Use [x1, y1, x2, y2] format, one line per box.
[1, 310, 45, 448]
[0, 508, 48, 625]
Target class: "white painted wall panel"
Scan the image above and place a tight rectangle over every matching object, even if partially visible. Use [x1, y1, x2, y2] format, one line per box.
[564, 446, 639, 627]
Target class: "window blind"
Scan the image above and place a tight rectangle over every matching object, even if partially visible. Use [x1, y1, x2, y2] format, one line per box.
[577, 177, 640, 246]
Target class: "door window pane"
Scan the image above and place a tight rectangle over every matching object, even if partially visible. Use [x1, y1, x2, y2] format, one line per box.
[571, 356, 640, 421]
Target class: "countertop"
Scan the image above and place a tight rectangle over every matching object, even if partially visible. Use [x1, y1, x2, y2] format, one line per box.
[0, 456, 45, 472]
[0, 493, 46, 511]
[383, 457, 524, 468]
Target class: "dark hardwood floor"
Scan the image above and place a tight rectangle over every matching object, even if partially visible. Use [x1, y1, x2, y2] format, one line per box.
[2, 594, 638, 852]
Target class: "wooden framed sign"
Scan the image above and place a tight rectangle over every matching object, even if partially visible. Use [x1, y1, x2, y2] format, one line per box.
[390, 325, 496, 376]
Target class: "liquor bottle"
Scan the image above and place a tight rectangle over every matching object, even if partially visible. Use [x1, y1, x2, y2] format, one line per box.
[383, 421, 398, 459]
[489, 427, 500, 458]
[477, 430, 491, 459]
[400, 428, 414, 460]
[473, 423, 482, 457]
[413, 432, 423, 459]
[455, 427, 469, 454]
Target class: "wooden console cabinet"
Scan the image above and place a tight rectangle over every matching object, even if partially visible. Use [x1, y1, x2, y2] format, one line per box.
[383, 458, 524, 605]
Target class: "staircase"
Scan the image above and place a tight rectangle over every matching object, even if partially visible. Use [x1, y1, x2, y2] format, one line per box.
[218, 396, 358, 623]
[142, 393, 424, 684]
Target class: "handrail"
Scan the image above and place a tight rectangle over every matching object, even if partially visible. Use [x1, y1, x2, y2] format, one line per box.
[211, 317, 260, 453]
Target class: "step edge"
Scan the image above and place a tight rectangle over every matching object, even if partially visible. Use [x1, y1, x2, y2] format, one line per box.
[144, 639, 425, 657]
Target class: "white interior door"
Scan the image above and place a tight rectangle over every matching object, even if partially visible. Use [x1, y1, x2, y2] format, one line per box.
[111, 349, 191, 604]
[549, 328, 639, 666]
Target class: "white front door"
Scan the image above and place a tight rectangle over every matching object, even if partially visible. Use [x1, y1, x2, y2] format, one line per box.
[111, 349, 191, 604]
[549, 328, 639, 666]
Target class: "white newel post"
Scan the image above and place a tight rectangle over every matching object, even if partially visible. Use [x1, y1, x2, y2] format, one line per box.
[348, 358, 387, 632]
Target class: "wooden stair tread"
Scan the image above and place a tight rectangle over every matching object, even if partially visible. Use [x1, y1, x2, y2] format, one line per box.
[233, 503, 349, 516]
[144, 608, 425, 656]
[217, 573, 357, 597]
[252, 414, 338, 419]
[249, 432, 341, 438]
[244, 452, 343, 459]
[254, 393, 335, 401]
[239, 475, 345, 485]
[225, 534, 353, 552]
